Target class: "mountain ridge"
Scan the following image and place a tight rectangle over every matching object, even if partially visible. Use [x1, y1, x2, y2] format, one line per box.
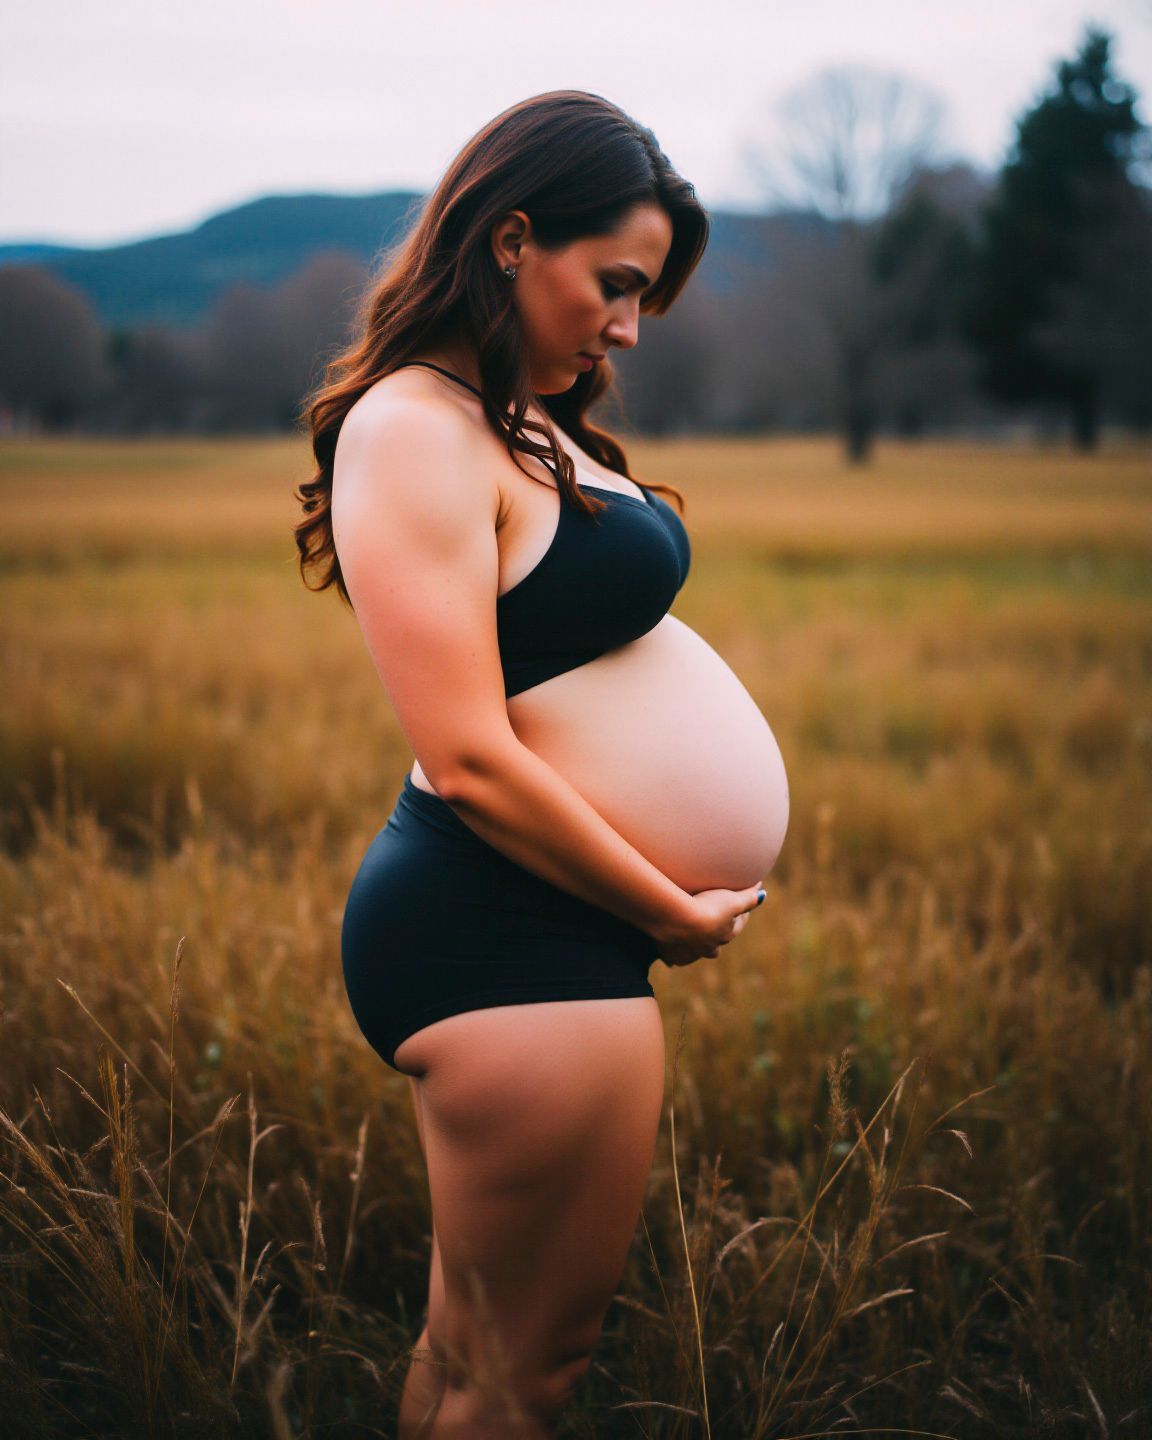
[0, 190, 832, 331]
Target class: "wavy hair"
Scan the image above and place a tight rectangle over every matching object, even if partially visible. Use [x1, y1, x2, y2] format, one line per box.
[294, 89, 710, 606]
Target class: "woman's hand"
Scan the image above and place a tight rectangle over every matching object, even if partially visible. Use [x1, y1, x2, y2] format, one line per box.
[650, 884, 766, 968]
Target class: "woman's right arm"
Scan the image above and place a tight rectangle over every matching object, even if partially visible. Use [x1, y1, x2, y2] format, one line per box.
[331, 393, 762, 959]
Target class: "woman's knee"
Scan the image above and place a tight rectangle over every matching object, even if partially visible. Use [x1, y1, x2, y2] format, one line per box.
[530, 1348, 595, 1424]
[431, 1343, 597, 1435]
[413, 998, 664, 1421]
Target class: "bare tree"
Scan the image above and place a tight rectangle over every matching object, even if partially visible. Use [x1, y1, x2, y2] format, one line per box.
[612, 280, 722, 435]
[190, 251, 369, 432]
[195, 282, 287, 431]
[0, 265, 110, 432]
[747, 64, 947, 223]
[743, 66, 949, 462]
[707, 218, 840, 432]
[272, 249, 368, 422]
[92, 325, 206, 433]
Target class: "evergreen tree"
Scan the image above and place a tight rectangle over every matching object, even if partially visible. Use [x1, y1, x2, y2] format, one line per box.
[963, 26, 1151, 447]
[870, 169, 984, 435]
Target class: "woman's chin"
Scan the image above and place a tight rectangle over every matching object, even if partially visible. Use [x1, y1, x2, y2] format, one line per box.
[528, 355, 591, 392]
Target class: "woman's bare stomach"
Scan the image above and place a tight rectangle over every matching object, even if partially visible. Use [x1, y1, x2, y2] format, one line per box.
[410, 613, 790, 893]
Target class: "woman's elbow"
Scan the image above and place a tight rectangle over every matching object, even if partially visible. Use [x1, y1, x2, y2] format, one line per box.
[428, 733, 522, 803]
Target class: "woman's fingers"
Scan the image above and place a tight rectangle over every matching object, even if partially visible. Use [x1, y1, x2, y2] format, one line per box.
[730, 884, 767, 937]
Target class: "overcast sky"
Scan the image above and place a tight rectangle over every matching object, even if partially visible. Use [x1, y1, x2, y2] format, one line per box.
[2, 0, 1149, 248]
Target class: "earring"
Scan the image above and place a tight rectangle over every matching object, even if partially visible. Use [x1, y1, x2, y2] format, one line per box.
[503, 265, 517, 279]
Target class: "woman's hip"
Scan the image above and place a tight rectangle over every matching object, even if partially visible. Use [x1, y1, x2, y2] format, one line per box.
[339, 773, 661, 1066]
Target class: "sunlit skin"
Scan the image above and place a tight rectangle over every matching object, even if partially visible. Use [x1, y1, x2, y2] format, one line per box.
[416, 200, 675, 393]
[374, 197, 787, 1438]
[391, 198, 788, 899]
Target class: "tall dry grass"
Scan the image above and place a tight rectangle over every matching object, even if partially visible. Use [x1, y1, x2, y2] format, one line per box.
[0, 434, 1149, 1437]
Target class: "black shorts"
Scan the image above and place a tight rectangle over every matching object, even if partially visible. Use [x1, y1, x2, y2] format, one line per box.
[340, 772, 661, 1071]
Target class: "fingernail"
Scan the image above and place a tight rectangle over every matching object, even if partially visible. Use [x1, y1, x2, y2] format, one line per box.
[756, 889, 766, 905]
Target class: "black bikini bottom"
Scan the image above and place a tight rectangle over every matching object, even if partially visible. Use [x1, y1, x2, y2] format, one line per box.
[340, 772, 661, 1071]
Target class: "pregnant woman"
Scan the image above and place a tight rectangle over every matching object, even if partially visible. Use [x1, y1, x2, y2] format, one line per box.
[296, 91, 789, 1438]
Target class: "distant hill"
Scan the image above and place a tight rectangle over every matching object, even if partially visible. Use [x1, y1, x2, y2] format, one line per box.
[0, 191, 832, 332]
[0, 192, 425, 331]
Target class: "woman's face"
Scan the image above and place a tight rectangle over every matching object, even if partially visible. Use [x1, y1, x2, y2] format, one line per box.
[496, 201, 675, 394]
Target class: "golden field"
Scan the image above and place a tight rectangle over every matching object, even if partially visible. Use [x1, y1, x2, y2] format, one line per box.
[0, 432, 1149, 1438]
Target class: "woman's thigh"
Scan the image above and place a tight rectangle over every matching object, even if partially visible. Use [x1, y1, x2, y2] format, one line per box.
[402, 995, 666, 1396]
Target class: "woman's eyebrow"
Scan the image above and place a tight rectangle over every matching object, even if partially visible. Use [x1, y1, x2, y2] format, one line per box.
[611, 263, 652, 288]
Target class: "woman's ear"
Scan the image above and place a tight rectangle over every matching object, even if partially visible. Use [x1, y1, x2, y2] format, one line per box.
[490, 209, 531, 272]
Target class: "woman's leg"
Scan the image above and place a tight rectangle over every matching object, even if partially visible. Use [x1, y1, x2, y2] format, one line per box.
[399, 1077, 448, 1438]
[394, 994, 666, 1439]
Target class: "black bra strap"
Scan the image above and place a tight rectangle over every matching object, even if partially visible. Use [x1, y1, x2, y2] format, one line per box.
[392, 358, 572, 485]
[391, 359, 484, 399]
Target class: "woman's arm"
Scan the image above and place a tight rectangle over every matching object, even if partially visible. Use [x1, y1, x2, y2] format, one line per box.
[332, 390, 697, 940]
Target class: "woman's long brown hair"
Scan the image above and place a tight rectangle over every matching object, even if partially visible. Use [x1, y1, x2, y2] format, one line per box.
[293, 89, 710, 607]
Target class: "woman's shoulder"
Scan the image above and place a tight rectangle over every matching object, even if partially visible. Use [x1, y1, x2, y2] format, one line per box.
[346, 366, 479, 441]
[341, 368, 479, 462]
[334, 370, 492, 519]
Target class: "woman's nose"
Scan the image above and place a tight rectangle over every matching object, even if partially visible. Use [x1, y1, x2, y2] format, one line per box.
[604, 316, 639, 350]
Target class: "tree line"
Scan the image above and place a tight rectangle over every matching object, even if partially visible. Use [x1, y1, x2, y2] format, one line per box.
[0, 27, 1148, 461]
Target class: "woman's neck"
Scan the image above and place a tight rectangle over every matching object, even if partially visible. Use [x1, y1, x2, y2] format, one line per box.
[409, 340, 482, 393]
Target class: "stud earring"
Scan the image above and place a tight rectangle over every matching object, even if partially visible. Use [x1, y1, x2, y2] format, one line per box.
[503, 265, 517, 279]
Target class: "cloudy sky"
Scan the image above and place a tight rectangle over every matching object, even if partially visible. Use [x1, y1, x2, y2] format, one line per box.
[2, 0, 1149, 247]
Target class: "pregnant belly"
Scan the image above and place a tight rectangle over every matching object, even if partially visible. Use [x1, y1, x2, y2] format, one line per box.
[413, 615, 790, 892]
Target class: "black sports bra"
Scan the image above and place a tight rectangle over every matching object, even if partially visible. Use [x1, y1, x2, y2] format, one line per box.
[390, 360, 692, 698]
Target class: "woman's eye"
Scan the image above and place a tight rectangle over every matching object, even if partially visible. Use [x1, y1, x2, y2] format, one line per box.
[601, 282, 625, 301]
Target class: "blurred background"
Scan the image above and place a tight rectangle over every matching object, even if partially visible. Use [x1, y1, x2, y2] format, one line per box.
[3, 5, 1152, 1436]
[1, 0, 1149, 459]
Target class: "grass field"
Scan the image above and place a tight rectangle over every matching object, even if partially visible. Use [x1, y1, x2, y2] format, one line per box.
[1, 432, 1149, 1437]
